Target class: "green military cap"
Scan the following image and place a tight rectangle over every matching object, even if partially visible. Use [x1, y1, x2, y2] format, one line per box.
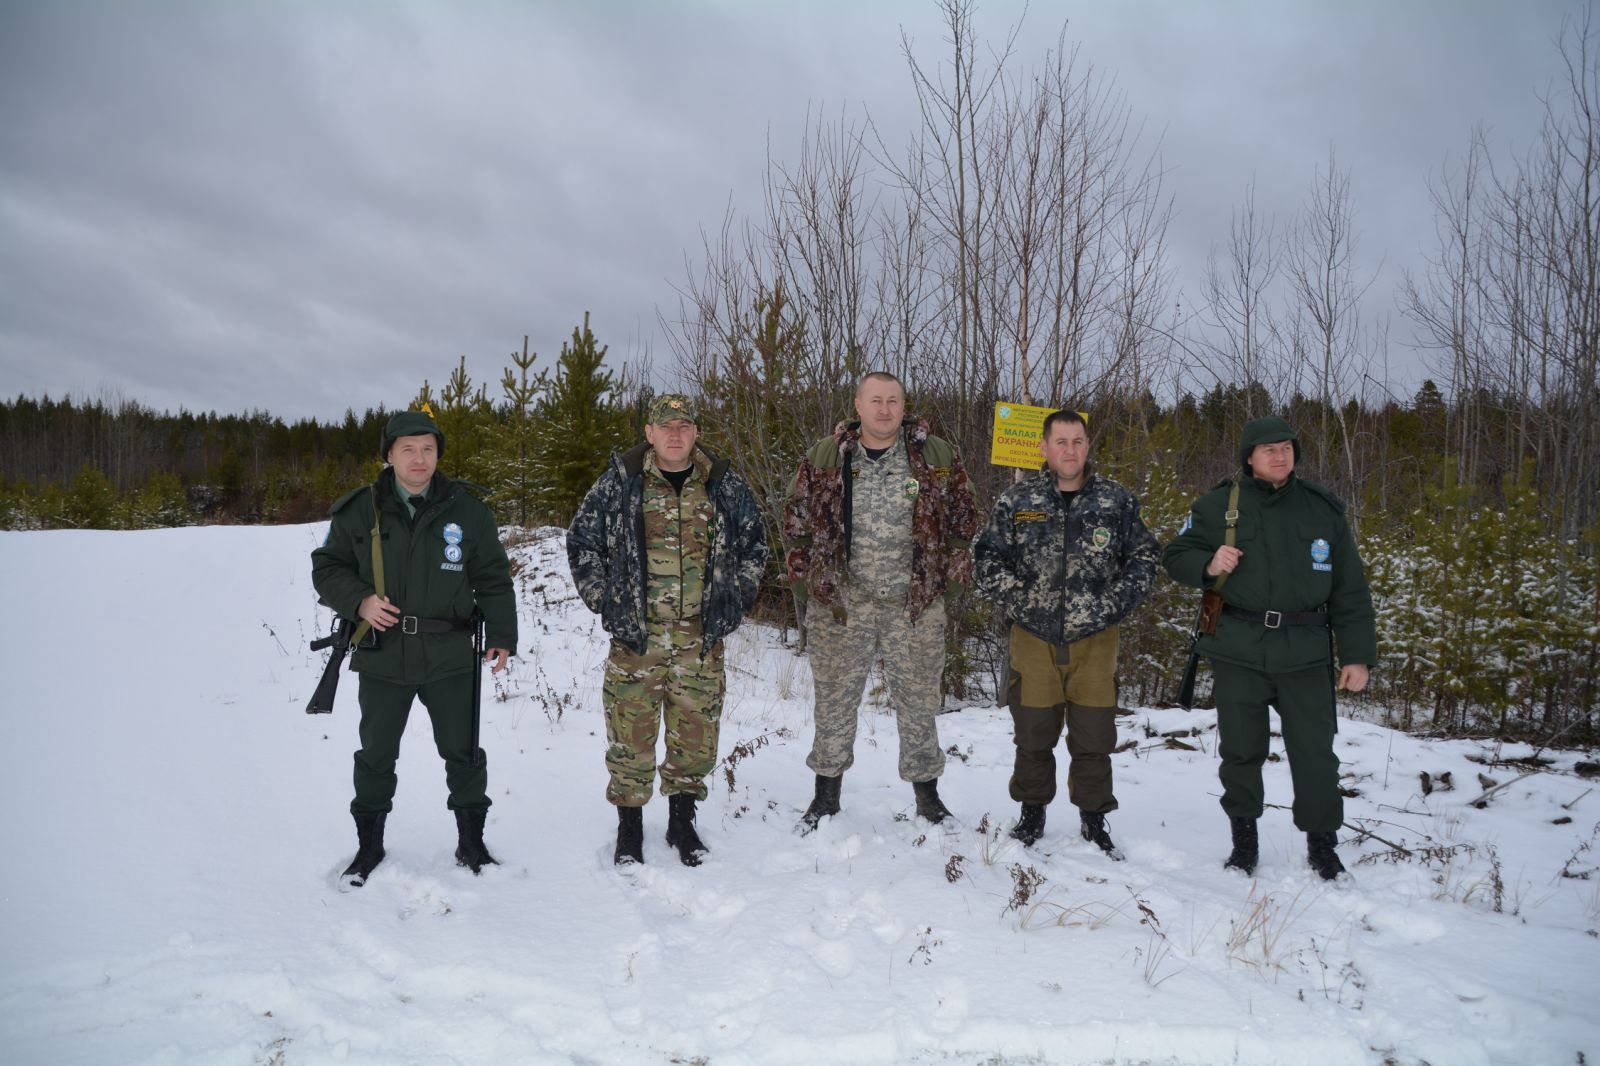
[382, 409, 446, 460]
[1239, 415, 1298, 468]
[647, 393, 699, 425]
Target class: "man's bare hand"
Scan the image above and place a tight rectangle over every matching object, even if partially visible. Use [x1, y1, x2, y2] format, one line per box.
[358, 594, 400, 631]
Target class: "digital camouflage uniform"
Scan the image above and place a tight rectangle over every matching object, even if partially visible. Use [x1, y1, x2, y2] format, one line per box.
[783, 419, 978, 782]
[567, 440, 767, 806]
[973, 467, 1160, 811]
[1161, 436, 1377, 833]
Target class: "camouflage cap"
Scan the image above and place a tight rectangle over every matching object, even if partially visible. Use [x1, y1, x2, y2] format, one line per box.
[646, 393, 699, 425]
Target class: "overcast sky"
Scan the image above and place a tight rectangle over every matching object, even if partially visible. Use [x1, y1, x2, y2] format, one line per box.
[0, 0, 1584, 423]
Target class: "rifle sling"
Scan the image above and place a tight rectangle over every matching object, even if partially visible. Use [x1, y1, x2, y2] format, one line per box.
[350, 493, 383, 648]
[1211, 478, 1242, 595]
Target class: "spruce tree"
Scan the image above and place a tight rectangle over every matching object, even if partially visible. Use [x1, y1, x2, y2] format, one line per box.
[527, 313, 630, 526]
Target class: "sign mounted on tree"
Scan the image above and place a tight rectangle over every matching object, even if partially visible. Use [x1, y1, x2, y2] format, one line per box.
[989, 402, 1088, 469]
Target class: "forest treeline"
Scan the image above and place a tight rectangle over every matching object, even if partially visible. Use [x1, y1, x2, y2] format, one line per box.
[2, 2, 1595, 743]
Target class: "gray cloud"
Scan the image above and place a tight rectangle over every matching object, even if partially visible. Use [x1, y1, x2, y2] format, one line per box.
[0, 0, 1582, 421]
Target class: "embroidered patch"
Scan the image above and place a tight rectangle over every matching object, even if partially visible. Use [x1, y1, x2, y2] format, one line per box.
[444, 543, 463, 564]
[1092, 526, 1111, 549]
[442, 522, 464, 545]
[1014, 510, 1049, 523]
[440, 562, 465, 572]
[931, 467, 952, 477]
[1178, 515, 1192, 535]
[903, 477, 920, 498]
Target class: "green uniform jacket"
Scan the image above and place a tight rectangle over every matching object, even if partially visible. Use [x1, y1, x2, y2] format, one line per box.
[310, 468, 518, 685]
[1161, 474, 1377, 674]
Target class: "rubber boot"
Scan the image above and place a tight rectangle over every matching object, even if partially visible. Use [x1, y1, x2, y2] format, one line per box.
[1224, 816, 1259, 874]
[1080, 811, 1124, 860]
[453, 807, 498, 874]
[798, 773, 843, 834]
[614, 805, 644, 866]
[665, 793, 709, 867]
[340, 811, 387, 888]
[1307, 830, 1346, 880]
[1010, 802, 1047, 846]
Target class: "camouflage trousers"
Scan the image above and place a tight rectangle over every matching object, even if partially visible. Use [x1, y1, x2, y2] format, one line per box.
[603, 618, 725, 806]
[1006, 623, 1120, 813]
[805, 594, 947, 782]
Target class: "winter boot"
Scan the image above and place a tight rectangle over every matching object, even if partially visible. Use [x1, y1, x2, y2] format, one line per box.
[453, 807, 499, 875]
[665, 793, 709, 867]
[340, 811, 387, 888]
[1223, 816, 1259, 875]
[798, 773, 843, 834]
[1009, 803, 1047, 846]
[912, 779, 952, 824]
[1307, 831, 1346, 880]
[1080, 811, 1124, 860]
[614, 805, 644, 866]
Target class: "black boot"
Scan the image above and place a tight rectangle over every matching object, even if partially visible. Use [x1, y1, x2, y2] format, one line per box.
[453, 807, 498, 875]
[912, 779, 952, 824]
[1307, 830, 1345, 880]
[1010, 803, 1047, 846]
[798, 773, 843, 834]
[1223, 816, 1259, 874]
[614, 805, 644, 866]
[340, 811, 387, 888]
[1080, 811, 1124, 860]
[665, 793, 709, 867]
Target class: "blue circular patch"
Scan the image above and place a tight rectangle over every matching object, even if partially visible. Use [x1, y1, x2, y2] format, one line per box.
[1310, 538, 1331, 564]
[444, 543, 463, 563]
[442, 522, 464, 545]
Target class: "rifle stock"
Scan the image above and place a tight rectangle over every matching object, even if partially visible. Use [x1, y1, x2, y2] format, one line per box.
[306, 619, 353, 714]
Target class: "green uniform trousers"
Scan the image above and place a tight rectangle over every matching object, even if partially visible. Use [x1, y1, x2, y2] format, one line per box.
[1212, 659, 1341, 832]
[1006, 624, 1120, 812]
[351, 671, 488, 814]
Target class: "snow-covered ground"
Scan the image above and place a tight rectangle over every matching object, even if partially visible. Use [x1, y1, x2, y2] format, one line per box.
[0, 523, 1596, 1066]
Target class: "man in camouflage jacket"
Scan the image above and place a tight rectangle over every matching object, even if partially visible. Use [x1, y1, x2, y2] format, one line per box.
[974, 409, 1159, 857]
[783, 371, 979, 831]
[567, 393, 767, 866]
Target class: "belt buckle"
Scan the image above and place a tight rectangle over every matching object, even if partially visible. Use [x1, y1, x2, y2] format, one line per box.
[1263, 611, 1282, 629]
[401, 615, 419, 635]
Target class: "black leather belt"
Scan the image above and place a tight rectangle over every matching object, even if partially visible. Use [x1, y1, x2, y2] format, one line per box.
[399, 615, 472, 635]
[1222, 604, 1329, 629]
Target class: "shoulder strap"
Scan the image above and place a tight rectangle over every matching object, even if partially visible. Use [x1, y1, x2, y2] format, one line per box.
[351, 493, 384, 647]
[1213, 478, 1242, 594]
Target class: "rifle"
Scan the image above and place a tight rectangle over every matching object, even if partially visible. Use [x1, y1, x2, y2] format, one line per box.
[306, 618, 354, 714]
[468, 607, 486, 768]
[1175, 589, 1223, 710]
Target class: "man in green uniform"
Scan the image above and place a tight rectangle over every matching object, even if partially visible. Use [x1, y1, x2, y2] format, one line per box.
[311, 409, 517, 888]
[567, 394, 768, 867]
[1161, 416, 1376, 880]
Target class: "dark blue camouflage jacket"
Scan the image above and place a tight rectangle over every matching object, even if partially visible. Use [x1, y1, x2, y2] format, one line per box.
[567, 442, 768, 656]
[974, 467, 1160, 647]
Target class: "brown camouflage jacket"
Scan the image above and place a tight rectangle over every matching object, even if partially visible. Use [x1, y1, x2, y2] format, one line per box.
[782, 418, 978, 621]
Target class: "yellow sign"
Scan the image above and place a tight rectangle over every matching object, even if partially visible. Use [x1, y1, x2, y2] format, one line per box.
[990, 402, 1087, 468]
[991, 401, 1052, 468]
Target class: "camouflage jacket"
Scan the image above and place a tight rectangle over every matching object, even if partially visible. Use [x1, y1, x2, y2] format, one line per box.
[782, 418, 978, 622]
[974, 467, 1160, 647]
[567, 442, 768, 656]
